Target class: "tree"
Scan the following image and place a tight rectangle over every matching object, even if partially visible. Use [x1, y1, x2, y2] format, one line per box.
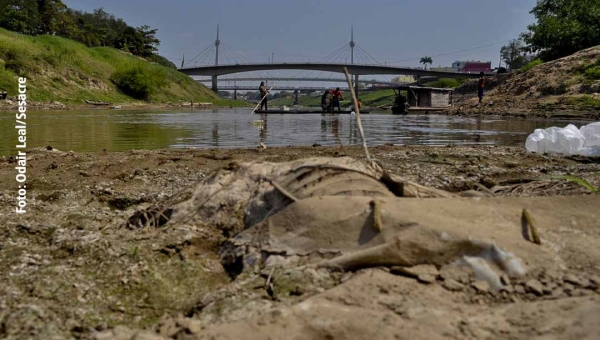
[522, 0, 600, 61]
[136, 25, 160, 57]
[37, 0, 72, 35]
[0, 0, 40, 34]
[420, 56, 433, 70]
[500, 39, 529, 70]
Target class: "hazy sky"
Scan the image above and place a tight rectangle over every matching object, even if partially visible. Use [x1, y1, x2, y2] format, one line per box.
[62, 0, 538, 84]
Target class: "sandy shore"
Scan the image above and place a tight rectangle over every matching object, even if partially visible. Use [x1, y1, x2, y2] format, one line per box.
[1, 145, 599, 339]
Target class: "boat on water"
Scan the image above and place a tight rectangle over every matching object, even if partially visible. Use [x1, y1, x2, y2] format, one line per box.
[255, 109, 370, 114]
[390, 85, 453, 115]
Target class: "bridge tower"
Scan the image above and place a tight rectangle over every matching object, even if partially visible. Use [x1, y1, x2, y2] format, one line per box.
[212, 25, 221, 93]
[350, 26, 359, 97]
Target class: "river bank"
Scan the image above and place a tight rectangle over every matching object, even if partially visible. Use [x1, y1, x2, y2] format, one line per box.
[0, 145, 599, 339]
[443, 45, 600, 120]
[0, 99, 247, 111]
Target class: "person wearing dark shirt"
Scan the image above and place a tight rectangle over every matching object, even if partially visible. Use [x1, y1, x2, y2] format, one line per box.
[259, 82, 269, 111]
[478, 72, 486, 104]
[329, 87, 344, 112]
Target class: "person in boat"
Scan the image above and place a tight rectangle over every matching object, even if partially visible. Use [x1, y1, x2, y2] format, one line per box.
[329, 87, 344, 112]
[351, 98, 362, 112]
[393, 94, 410, 115]
[477, 72, 486, 104]
[259, 82, 269, 111]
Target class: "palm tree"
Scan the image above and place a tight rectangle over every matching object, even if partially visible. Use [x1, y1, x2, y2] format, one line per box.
[420, 56, 433, 70]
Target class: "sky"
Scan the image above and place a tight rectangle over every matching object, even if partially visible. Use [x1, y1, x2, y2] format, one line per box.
[63, 0, 538, 85]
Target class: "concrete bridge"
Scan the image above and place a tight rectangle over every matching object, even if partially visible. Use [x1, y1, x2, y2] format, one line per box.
[218, 85, 351, 91]
[196, 77, 402, 86]
[179, 62, 485, 93]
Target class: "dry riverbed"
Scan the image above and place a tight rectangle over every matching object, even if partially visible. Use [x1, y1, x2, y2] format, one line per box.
[1, 145, 599, 339]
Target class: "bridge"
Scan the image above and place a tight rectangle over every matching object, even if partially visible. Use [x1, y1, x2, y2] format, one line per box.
[196, 77, 401, 86]
[180, 63, 479, 93]
[217, 86, 354, 91]
[180, 26, 490, 95]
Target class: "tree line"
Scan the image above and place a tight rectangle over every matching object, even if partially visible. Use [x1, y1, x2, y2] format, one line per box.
[501, 0, 600, 71]
[0, 0, 175, 68]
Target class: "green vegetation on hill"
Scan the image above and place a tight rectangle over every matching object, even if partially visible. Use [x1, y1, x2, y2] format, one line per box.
[422, 78, 465, 88]
[0, 28, 243, 105]
[518, 59, 542, 73]
[567, 95, 600, 109]
[523, 0, 600, 61]
[0, 1, 168, 64]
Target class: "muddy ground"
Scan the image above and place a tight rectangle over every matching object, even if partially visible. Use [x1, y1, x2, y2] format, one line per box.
[1, 145, 599, 340]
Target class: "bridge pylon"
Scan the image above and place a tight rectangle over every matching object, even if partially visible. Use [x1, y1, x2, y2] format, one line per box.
[350, 26, 359, 97]
[212, 25, 220, 93]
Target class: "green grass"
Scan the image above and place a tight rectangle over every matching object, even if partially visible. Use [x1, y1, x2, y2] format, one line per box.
[422, 78, 465, 88]
[519, 59, 543, 73]
[0, 28, 245, 105]
[566, 95, 600, 109]
[549, 175, 598, 193]
[579, 58, 600, 81]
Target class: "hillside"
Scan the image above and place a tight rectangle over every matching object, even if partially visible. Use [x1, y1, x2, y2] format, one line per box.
[450, 46, 600, 119]
[0, 28, 241, 107]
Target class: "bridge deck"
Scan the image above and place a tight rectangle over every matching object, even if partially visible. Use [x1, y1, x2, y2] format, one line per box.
[180, 62, 488, 78]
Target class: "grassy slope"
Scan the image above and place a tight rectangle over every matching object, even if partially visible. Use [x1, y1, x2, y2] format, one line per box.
[0, 28, 245, 106]
[270, 89, 397, 107]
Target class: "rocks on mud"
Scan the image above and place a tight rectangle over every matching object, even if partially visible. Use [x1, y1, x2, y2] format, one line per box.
[471, 281, 490, 293]
[443, 279, 464, 291]
[525, 279, 544, 296]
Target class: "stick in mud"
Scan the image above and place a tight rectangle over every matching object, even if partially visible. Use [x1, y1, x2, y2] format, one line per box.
[522, 209, 542, 245]
[343, 67, 371, 162]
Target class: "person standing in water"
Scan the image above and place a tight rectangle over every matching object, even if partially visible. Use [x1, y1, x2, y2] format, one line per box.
[477, 72, 486, 104]
[259, 82, 269, 111]
[329, 87, 344, 112]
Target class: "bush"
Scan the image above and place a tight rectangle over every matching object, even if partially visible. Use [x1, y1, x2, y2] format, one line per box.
[584, 66, 600, 80]
[426, 78, 465, 88]
[111, 66, 167, 99]
[519, 59, 542, 73]
[567, 95, 600, 109]
[2, 49, 28, 73]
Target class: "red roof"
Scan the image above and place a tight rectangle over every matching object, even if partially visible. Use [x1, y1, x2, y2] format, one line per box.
[460, 62, 492, 73]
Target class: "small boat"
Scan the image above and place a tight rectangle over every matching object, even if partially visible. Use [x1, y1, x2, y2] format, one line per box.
[110, 105, 122, 110]
[390, 85, 453, 115]
[280, 105, 290, 111]
[255, 109, 370, 114]
[85, 100, 111, 106]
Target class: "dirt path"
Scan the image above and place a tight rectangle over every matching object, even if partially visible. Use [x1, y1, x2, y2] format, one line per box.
[0, 145, 599, 339]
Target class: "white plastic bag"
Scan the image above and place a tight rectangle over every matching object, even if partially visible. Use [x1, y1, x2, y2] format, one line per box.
[581, 122, 600, 147]
[525, 124, 586, 155]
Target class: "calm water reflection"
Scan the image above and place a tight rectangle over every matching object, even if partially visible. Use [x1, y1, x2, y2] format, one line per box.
[0, 108, 593, 155]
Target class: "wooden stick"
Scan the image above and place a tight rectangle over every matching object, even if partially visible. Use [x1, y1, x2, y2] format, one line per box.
[251, 86, 273, 115]
[343, 67, 371, 162]
[522, 209, 542, 245]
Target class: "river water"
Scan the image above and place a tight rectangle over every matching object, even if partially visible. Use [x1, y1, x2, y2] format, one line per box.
[0, 108, 593, 156]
